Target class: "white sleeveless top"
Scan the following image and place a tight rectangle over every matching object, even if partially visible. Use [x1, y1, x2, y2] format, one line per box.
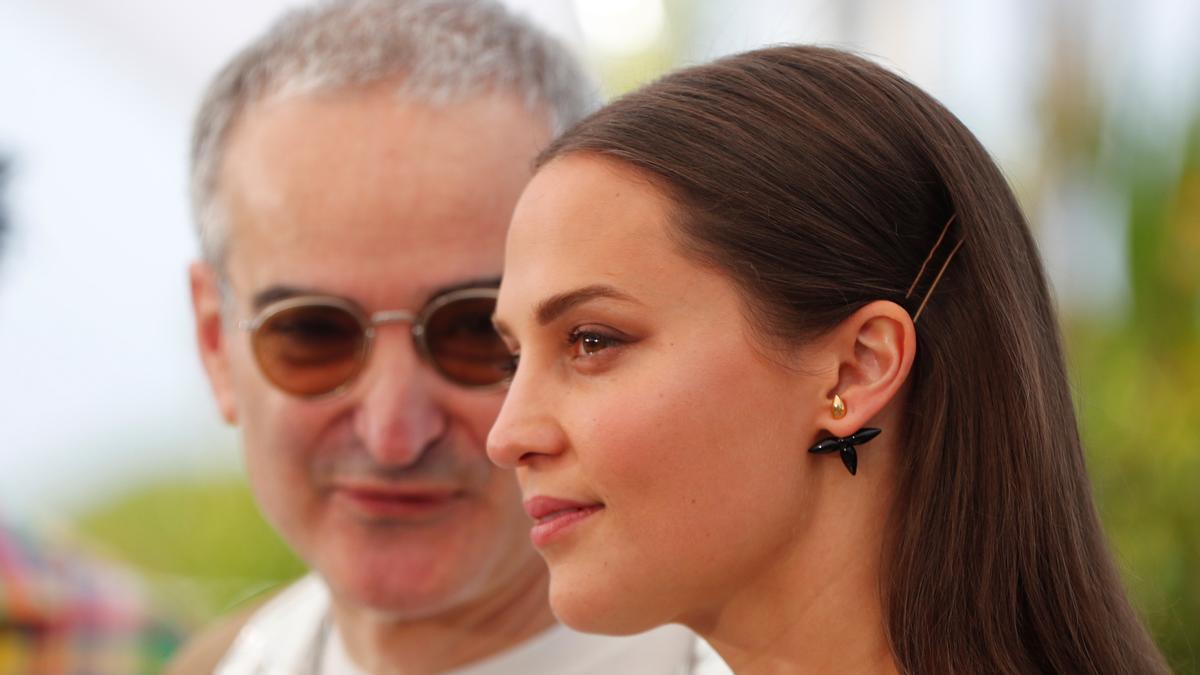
[215, 574, 730, 675]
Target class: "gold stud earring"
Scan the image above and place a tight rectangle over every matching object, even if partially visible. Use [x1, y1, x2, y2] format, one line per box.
[831, 394, 847, 420]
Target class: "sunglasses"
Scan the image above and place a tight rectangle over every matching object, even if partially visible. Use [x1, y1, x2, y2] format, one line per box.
[238, 287, 510, 398]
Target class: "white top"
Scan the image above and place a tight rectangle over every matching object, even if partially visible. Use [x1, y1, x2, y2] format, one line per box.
[216, 574, 730, 675]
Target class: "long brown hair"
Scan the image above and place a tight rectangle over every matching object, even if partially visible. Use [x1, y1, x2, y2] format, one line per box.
[539, 46, 1169, 674]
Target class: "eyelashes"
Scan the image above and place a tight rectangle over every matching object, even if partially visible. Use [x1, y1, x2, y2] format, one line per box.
[567, 327, 626, 359]
[498, 353, 519, 377]
[502, 325, 632, 379]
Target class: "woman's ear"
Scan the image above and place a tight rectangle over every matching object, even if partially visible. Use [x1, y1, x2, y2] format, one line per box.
[810, 300, 916, 438]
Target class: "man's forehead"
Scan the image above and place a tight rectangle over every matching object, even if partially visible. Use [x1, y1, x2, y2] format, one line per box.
[223, 211, 506, 285]
[222, 242, 504, 307]
[218, 94, 527, 305]
[220, 204, 508, 313]
[225, 86, 551, 170]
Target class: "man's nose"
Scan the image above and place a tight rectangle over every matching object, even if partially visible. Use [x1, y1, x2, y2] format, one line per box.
[352, 326, 447, 467]
[486, 364, 567, 469]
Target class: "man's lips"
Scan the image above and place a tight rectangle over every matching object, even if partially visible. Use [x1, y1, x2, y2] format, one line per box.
[331, 482, 464, 519]
[523, 496, 604, 547]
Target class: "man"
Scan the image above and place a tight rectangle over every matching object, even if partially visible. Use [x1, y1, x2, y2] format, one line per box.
[178, 1, 716, 672]
[0, 159, 179, 672]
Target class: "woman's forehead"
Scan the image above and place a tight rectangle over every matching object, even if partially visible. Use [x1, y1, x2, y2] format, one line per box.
[507, 156, 675, 265]
[498, 156, 744, 330]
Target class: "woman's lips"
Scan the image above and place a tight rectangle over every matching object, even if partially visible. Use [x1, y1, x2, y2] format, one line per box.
[524, 496, 604, 547]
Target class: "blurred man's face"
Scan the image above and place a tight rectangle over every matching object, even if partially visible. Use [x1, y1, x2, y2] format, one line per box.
[190, 85, 551, 618]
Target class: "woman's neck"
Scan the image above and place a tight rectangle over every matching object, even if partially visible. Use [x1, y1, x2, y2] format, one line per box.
[693, 471, 899, 674]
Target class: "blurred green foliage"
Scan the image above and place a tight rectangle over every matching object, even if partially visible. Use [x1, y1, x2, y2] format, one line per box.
[1069, 322, 1200, 673]
[74, 477, 305, 628]
[1072, 114, 1200, 674]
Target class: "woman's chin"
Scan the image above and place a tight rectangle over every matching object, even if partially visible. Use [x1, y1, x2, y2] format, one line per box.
[548, 574, 672, 636]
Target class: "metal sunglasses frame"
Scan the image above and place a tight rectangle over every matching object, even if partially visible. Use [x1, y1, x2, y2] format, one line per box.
[238, 286, 505, 399]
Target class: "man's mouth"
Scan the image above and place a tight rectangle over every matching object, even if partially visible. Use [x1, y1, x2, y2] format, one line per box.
[332, 482, 464, 521]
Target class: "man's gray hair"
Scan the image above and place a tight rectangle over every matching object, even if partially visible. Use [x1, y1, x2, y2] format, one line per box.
[190, 0, 599, 268]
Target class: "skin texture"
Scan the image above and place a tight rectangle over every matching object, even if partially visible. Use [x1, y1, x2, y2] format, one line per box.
[489, 155, 916, 674]
[189, 86, 555, 673]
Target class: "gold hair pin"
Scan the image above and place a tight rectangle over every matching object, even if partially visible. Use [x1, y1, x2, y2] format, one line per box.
[905, 213, 964, 322]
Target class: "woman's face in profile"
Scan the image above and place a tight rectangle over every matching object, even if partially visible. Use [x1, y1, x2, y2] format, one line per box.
[489, 154, 828, 633]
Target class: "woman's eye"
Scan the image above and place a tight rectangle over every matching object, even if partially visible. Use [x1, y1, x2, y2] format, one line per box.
[567, 329, 622, 357]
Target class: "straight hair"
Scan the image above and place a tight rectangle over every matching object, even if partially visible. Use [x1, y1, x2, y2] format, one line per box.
[539, 45, 1169, 674]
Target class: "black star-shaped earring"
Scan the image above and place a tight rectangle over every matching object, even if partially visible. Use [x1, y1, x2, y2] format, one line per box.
[807, 428, 881, 476]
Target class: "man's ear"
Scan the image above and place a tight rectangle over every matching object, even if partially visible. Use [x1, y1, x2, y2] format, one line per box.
[190, 261, 239, 424]
[809, 300, 916, 438]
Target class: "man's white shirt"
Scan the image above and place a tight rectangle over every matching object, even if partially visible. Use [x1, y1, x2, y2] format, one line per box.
[216, 574, 730, 675]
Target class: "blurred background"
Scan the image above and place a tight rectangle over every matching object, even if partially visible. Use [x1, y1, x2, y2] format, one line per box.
[1, 0, 1196, 669]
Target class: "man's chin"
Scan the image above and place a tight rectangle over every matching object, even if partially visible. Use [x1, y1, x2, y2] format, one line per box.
[324, 569, 477, 621]
[313, 536, 485, 619]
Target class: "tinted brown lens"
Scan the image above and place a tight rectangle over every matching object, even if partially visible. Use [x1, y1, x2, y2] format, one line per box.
[252, 304, 366, 396]
[424, 296, 509, 386]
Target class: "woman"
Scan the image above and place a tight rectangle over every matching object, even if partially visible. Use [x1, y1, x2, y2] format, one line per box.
[486, 46, 1169, 673]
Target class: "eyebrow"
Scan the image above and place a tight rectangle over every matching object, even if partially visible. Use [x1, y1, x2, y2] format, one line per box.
[533, 284, 641, 325]
[250, 275, 502, 311]
[251, 285, 319, 310]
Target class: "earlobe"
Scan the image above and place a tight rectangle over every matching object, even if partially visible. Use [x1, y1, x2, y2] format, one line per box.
[189, 262, 239, 425]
